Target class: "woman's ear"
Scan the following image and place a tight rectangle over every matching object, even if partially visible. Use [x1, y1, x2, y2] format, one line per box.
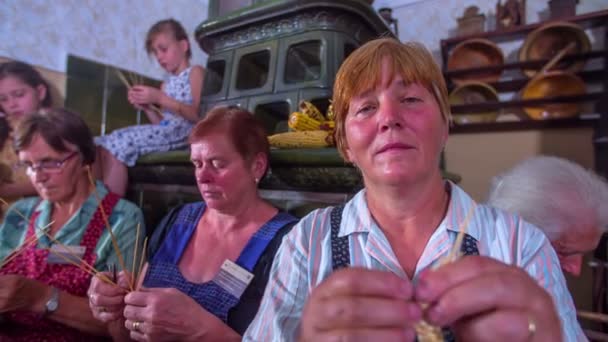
[251, 152, 268, 181]
[36, 84, 47, 106]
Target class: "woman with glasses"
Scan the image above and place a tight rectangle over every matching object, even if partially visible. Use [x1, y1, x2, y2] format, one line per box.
[0, 108, 145, 341]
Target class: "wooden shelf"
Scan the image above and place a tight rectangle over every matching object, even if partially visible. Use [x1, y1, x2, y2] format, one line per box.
[444, 50, 605, 79]
[450, 91, 607, 114]
[441, 9, 608, 48]
[439, 9, 608, 133]
[454, 69, 606, 93]
[450, 115, 599, 134]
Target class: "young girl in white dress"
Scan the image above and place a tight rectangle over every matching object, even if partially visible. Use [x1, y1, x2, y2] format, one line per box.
[95, 18, 204, 196]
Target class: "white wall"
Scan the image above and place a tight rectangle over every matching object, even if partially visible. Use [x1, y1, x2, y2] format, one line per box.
[0, 0, 209, 79]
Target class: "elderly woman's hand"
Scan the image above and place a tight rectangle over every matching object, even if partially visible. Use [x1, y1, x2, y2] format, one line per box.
[87, 271, 130, 323]
[414, 256, 562, 341]
[298, 268, 421, 341]
[0, 275, 49, 313]
[123, 287, 231, 342]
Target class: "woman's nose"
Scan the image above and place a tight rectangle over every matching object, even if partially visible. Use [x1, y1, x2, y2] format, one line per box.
[6, 97, 18, 110]
[30, 168, 49, 183]
[560, 254, 583, 276]
[378, 98, 402, 130]
[195, 166, 212, 183]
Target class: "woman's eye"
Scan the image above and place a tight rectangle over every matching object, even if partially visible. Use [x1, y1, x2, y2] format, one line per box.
[401, 97, 421, 104]
[356, 105, 375, 115]
[191, 161, 202, 168]
[212, 160, 224, 168]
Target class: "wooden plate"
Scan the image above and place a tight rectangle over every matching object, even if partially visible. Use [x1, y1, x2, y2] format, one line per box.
[449, 81, 499, 124]
[521, 71, 586, 120]
[447, 38, 504, 85]
[519, 21, 590, 78]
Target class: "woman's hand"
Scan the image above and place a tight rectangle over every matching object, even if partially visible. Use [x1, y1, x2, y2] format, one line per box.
[87, 271, 130, 323]
[0, 275, 49, 313]
[414, 256, 562, 341]
[128, 85, 163, 106]
[123, 287, 234, 342]
[298, 268, 421, 341]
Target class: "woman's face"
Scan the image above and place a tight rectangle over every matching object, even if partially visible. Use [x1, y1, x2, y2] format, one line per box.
[553, 226, 603, 276]
[190, 133, 265, 211]
[17, 134, 84, 203]
[344, 58, 448, 187]
[149, 32, 188, 74]
[0, 75, 46, 121]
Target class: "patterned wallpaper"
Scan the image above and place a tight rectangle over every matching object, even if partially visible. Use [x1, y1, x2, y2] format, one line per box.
[0, 0, 209, 79]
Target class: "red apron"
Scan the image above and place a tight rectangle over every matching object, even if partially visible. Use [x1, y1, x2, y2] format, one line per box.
[0, 192, 120, 341]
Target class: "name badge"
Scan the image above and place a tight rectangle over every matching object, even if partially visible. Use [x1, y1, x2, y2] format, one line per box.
[212, 260, 254, 298]
[47, 245, 86, 265]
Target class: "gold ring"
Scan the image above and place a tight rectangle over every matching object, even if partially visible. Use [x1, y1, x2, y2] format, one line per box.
[527, 316, 537, 340]
[132, 321, 141, 331]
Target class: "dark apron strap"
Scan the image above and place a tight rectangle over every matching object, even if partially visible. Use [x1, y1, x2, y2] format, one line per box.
[236, 212, 299, 272]
[330, 204, 350, 270]
[441, 233, 480, 342]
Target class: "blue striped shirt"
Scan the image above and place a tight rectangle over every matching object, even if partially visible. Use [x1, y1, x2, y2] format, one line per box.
[244, 182, 585, 341]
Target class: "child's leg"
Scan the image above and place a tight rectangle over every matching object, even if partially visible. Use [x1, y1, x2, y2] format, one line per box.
[99, 147, 128, 197]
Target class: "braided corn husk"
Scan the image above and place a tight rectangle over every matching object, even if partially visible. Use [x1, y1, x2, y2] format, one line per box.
[414, 206, 476, 342]
[415, 320, 444, 342]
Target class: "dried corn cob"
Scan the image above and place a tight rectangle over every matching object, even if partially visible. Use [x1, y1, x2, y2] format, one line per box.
[288, 112, 323, 131]
[326, 103, 335, 121]
[299, 100, 326, 122]
[319, 120, 335, 131]
[288, 112, 335, 132]
[268, 131, 333, 149]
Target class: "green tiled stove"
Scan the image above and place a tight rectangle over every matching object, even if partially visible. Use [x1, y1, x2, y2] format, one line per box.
[66, 0, 456, 227]
[120, 0, 407, 226]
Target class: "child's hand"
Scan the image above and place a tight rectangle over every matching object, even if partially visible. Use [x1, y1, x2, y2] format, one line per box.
[128, 85, 163, 106]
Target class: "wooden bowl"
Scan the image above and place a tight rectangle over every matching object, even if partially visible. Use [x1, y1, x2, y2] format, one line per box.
[449, 81, 499, 124]
[447, 39, 504, 85]
[521, 71, 586, 120]
[519, 21, 590, 78]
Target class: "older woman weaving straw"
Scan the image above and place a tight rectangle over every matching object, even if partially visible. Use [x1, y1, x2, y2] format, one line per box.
[244, 38, 583, 341]
[87, 107, 298, 341]
[0, 108, 144, 341]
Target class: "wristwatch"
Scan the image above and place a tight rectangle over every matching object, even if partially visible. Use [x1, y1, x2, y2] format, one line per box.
[44, 287, 59, 316]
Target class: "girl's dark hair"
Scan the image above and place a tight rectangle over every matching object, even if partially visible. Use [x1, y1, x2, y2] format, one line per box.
[0, 116, 9, 151]
[0, 61, 52, 107]
[14, 108, 96, 165]
[145, 19, 192, 59]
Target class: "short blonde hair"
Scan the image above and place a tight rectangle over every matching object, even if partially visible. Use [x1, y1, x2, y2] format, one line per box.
[332, 38, 450, 160]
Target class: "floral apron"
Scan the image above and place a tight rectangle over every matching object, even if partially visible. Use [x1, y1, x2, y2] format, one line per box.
[0, 193, 119, 341]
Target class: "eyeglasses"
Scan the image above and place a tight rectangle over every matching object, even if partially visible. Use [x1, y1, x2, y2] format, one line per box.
[15, 151, 79, 175]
